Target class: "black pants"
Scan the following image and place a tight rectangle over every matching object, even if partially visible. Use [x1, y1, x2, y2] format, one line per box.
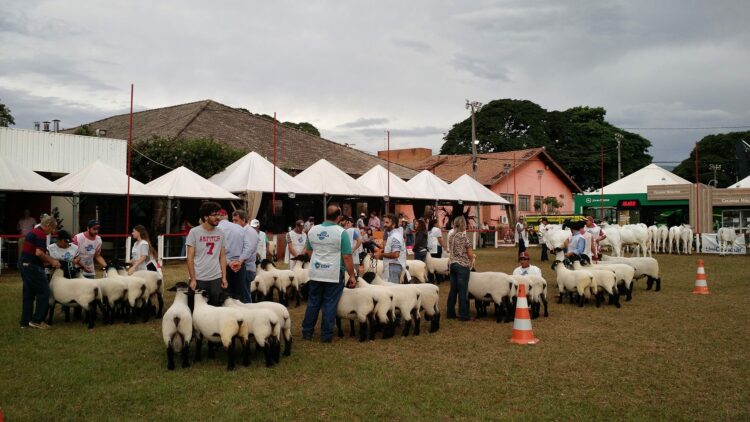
[541, 243, 549, 261]
[518, 238, 526, 254]
[197, 278, 223, 306]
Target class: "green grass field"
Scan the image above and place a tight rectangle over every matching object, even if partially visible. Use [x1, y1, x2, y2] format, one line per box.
[1, 248, 748, 421]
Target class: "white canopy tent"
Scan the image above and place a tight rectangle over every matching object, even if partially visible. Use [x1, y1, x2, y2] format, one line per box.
[294, 159, 380, 214]
[587, 164, 691, 195]
[449, 174, 510, 204]
[405, 170, 461, 202]
[0, 156, 67, 193]
[53, 160, 156, 233]
[730, 175, 750, 188]
[210, 151, 317, 219]
[356, 165, 426, 199]
[147, 166, 239, 234]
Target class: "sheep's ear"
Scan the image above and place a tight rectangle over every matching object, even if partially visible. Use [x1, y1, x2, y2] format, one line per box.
[289, 275, 295, 282]
[362, 272, 376, 283]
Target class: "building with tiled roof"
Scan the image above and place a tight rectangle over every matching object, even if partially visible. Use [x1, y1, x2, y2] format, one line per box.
[64, 100, 418, 179]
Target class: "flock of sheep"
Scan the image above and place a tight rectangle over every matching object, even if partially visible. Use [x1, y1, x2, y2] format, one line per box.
[50, 220, 721, 371]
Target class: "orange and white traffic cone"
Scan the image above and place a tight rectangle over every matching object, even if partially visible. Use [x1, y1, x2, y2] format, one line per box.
[510, 283, 540, 345]
[692, 259, 710, 295]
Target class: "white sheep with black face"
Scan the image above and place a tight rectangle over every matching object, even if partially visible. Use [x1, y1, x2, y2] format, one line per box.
[600, 255, 661, 292]
[510, 274, 549, 318]
[224, 298, 292, 361]
[222, 298, 280, 368]
[467, 271, 515, 322]
[551, 260, 596, 307]
[359, 272, 421, 338]
[161, 282, 194, 370]
[105, 266, 148, 324]
[571, 260, 620, 308]
[192, 292, 245, 371]
[47, 267, 100, 329]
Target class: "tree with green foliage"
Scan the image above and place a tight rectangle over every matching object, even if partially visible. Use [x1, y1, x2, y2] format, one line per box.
[672, 131, 750, 188]
[0, 100, 15, 127]
[73, 124, 95, 136]
[130, 137, 245, 183]
[440, 99, 653, 190]
[283, 121, 321, 137]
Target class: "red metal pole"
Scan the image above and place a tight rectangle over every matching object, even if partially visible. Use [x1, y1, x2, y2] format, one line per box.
[513, 151, 517, 217]
[599, 145, 604, 221]
[387, 130, 390, 214]
[272, 112, 277, 215]
[695, 141, 699, 234]
[126, 83, 133, 233]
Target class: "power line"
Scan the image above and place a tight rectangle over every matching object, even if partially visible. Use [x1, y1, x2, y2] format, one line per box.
[620, 125, 750, 130]
[129, 144, 174, 171]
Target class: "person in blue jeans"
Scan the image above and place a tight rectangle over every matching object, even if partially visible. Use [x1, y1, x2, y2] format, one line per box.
[19, 216, 61, 329]
[302, 205, 357, 343]
[446, 216, 475, 321]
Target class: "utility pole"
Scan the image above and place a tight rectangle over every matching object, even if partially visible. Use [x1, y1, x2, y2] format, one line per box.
[614, 132, 624, 179]
[466, 99, 483, 230]
[709, 164, 721, 187]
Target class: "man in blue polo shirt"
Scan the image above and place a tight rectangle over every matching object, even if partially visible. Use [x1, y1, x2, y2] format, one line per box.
[19, 216, 61, 329]
[302, 205, 357, 343]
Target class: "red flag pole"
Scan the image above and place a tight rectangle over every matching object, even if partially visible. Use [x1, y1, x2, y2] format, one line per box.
[599, 145, 604, 221]
[695, 141, 699, 234]
[126, 83, 133, 233]
[387, 130, 390, 214]
[273, 112, 277, 215]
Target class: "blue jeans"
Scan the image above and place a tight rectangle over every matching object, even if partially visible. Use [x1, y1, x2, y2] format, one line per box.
[302, 273, 345, 342]
[20, 262, 50, 326]
[447, 263, 470, 320]
[388, 263, 403, 284]
[243, 270, 256, 303]
[226, 264, 247, 303]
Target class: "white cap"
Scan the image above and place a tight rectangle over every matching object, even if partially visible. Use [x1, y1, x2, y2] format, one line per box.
[250, 219, 260, 228]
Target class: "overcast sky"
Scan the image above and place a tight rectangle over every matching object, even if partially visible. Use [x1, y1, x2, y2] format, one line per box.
[1, 1, 749, 164]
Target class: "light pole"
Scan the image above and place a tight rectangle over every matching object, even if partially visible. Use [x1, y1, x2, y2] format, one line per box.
[536, 169, 544, 212]
[709, 164, 721, 187]
[466, 99, 483, 229]
[614, 133, 624, 179]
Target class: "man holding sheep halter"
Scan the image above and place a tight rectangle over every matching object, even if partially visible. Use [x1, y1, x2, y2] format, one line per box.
[186, 202, 227, 306]
[302, 205, 357, 343]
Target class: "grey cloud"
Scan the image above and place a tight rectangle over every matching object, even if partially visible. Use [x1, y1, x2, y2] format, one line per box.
[391, 38, 433, 53]
[338, 117, 390, 128]
[357, 126, 445, 138]
[452, 54, 511, 81]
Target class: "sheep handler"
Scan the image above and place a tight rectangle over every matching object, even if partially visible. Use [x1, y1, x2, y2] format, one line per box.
[301, 205, 357, 343]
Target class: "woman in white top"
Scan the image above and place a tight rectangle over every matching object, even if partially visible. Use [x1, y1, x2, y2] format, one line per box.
[427, 219, 444, 258]
[129, 225, 158, 275]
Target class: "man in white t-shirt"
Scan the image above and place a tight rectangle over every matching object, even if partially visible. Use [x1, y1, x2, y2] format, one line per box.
[512, 251, 542, 277]
[538, 217, 550, 262]
[286, 220, 308, 270]
[47, 230, 80, 277]
[375, 214, 406, 283]
[250, 219, 269, 261]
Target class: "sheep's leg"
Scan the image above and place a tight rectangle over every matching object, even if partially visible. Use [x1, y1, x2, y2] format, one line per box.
[194, 336, 203, 362]
[336, 317, 344, 338]
[242, 339, 251, 367]
[382, 320, 395, 339]
[493, 301, 501, 323]
[157, 293, 164, 318]
[654, 278, 661, 292]
[401, 317, 412, 337]
[595, 292, 603, 308]
[578, 292, 585, 307]
[429, 309, 440, 333]
[296, 290, 302, 307]
[181, 342, 191, 368]
[263, 341, 274, 368]
[207, 342, 216, 359]
[541, 294, 549, 317]
[413, 309, 421, 336]
[367, 314, 377, 340]
[349, 319, 357, 338]
[226, 338, 237, 371]
[63, 305, 71, 322]
[502, 296, 513, 323]
[646, 276, 654, 290]
[358, 319, 368, 342]
[613, 289, 621, 308]
[86, 301, 96, 329]
[273, 338, 281, 363]
[284, 336, 292, 356]
[166, 346, 176, 370]
[47, 302, 56, 325]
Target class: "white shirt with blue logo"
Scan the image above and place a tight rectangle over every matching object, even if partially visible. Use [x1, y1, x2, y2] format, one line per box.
[307, 224, 344, 283]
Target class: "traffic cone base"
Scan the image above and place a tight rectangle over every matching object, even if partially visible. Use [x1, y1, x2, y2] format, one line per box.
[509, 284, 540, 345]
[692, 259, 710, 295]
